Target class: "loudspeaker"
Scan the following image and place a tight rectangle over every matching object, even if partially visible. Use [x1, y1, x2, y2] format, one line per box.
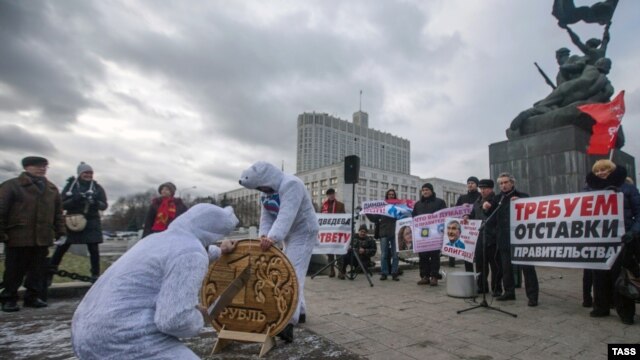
[344, 155, 360, 184]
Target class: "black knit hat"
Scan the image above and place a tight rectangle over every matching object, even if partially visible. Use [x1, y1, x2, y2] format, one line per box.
[22, 156, 48, 168]
[158, 182, 177, 196]
[467, 176, 479, 185]
[358, 224, 368, 231]
[326, 188, 336, 195]
[421, 183, 434, 192]
[478, 179, 494, 188]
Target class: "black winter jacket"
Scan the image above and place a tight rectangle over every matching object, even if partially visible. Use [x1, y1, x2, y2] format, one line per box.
[469, 192, 497, 247]
[485, 188, 529, 251]
[456, 190, 481, 206]
[412, 194, 447, 216]
[62, 177, 108, 244]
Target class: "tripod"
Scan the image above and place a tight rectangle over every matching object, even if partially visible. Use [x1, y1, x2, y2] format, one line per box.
[311, 182, 374, 287]
[457, 200, 516, 317]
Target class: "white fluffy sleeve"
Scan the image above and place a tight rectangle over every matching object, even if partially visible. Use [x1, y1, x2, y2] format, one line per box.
[154, 251, 209, 338]
[267, 181, 303, 243]
[207, 245, 221, 261]
[259, 207, 276, 237]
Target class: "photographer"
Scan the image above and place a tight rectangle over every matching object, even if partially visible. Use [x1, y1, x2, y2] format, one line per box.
[339, 224, 377, 279]
[50, 162, 108, 283]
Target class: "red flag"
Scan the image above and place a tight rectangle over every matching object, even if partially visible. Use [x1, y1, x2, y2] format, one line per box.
[578, 91, 625, 155]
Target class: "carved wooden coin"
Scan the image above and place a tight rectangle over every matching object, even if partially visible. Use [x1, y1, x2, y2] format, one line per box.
[200, 239, 299, 336]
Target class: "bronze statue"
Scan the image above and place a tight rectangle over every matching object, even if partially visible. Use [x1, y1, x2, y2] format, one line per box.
[552, 0, 618, 26]
[507, 1, 623, 148]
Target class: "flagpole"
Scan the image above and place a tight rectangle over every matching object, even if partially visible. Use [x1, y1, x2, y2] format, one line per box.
[608, 148, 615, 161]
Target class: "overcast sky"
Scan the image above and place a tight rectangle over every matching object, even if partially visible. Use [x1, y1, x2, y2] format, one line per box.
[1, 0, 638, 201]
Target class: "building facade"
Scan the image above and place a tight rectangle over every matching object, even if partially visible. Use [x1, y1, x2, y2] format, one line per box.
[218, 164, 467, 229]
[297, 162, 468, 213]
[296, 111, 410, 175]
[219, 108, 467, 227]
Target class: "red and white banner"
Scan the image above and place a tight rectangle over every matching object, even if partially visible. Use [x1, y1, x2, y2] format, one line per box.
[361, 199, 415, 219]
[510, 191, 624, 270]
[312, 213, 353, 255]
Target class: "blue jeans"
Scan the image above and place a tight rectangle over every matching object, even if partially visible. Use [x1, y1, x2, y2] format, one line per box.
[380, 236, 398, 275]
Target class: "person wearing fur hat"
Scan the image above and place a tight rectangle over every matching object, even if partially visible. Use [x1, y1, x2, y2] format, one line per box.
[465, 179, 503, 296]
[583, 160, 640, 325]
[71, 204, 238, 359]
[453, 176, 481, 270]
[1, 156, 65, 312]
[412, 183, 447, 286]
[142, 182, 188, 238]
[50, 162, 108, 283]
[238, 161, 319, 343]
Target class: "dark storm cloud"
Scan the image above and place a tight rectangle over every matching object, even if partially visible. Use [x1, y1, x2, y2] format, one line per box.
[0, 1, 103, 126]
[77, 1, 459, 152]
[0, 159, 19, 174]
[0, 124, 57, 153]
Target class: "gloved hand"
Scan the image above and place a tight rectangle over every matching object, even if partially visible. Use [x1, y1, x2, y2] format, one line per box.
[622, 231, 636, 244]
[85, 192, 95, 204]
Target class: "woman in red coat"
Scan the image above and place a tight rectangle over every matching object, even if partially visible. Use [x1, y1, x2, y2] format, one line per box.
[142, 182, 188, 238]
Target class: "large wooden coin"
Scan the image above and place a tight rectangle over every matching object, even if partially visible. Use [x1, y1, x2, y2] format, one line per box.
[200, 239, 299, 336]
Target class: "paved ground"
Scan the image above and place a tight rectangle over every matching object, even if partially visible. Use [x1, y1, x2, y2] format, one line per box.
[0, 297, 364, 360]
[302, 266, 639, 360]
[2, 254, 639, 359]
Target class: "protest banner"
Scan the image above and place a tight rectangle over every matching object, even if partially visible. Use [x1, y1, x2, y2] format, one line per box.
[395, 217, 414, 253]
[441, 217, 481, 263]
[510, 191, 624, 270]
[361, 199, 415, 219]
[412, 204, 472, 253]
[312, 213, 353, 255]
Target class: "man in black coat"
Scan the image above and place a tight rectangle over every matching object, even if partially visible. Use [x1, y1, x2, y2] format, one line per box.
[466, 179, 502, 296]
[484, 172, 539, 306]
[454, 176, 481, 270]
[412, 183, 447, 286]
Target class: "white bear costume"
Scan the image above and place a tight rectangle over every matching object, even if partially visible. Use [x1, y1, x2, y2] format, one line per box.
[71, 204, 238, 359]
[239, 161, 319, 324]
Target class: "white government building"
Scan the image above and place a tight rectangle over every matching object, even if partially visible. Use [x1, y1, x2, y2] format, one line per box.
[219, 109, 467, 225]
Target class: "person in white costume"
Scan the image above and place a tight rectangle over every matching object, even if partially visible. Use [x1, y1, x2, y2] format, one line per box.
[238, 161, 319, 343]
[71, 204, 238, 359]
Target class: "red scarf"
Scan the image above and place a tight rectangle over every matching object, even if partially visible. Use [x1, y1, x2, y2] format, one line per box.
[321, 200, 336, 213]
[151, 197, 177, 232]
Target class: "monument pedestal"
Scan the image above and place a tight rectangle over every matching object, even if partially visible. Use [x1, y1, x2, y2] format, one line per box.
[489, 125, 635, 197]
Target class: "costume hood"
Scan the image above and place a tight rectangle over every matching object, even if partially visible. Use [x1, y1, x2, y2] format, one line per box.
[166, 204, 238, 248]
[239, 161, 284, 192]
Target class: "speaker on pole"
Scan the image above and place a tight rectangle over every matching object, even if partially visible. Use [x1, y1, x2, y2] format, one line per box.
[344, 155, 360, 184]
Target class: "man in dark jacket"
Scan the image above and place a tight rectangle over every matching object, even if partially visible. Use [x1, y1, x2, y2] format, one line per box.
[339, 224, 377, 279]
[454, 176, 481, 270]
[485, 172, 539, 306]
[321, 188, 346, 278]
[466, 179, 502, 296]
[0, 156, 65, 312]
[412, 183, 447, 286]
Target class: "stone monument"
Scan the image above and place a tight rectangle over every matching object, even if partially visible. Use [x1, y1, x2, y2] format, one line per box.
[490, 0, 634, 196]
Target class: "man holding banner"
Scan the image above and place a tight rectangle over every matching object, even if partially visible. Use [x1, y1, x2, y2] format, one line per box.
[321, 188, 346, 278]
[485, 172, 539, 307]
[412, 183, 447, 286]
